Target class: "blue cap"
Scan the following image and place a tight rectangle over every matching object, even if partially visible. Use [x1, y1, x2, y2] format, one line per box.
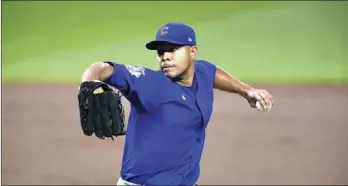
[145, 22, 197, 50]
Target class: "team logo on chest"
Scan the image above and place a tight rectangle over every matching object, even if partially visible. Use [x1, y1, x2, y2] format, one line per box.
[125, 65, 145, 78]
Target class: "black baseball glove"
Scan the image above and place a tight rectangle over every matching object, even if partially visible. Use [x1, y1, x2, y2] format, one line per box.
[77, 81, 126, 140]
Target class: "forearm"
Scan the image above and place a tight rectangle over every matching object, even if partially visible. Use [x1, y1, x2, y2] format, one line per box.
[213, 67, 252, 98]
[82, 62, 113, 82]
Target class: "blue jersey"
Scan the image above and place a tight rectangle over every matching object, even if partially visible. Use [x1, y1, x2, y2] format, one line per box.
[104, 60, 216, 185]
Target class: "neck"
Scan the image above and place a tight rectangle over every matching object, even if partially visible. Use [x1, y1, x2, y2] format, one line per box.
[175, 63, 195, 87]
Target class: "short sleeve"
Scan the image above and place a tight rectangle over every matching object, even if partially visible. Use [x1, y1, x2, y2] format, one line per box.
[195, 60, 217, 86]
[104, 61, 167, 112]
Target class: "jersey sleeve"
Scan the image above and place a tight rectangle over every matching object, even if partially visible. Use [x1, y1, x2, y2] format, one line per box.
[103, 61, 167, 112]
[195, 60, 217, 87]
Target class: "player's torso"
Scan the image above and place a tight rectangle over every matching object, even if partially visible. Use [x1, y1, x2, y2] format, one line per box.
[121, 62, 215, 185]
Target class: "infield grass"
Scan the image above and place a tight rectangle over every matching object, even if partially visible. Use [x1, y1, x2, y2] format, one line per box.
[2, 1, 348, 84]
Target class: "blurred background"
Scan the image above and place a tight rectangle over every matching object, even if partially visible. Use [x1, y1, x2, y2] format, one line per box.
[2, 1, 347, 84]
[2, 1, 348, 185]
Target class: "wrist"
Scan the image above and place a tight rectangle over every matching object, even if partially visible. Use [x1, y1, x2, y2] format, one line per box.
[238, 84, 253, 98]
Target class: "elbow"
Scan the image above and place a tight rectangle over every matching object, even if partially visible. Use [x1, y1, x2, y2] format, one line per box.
[89, 61, 109, 70]
[82, 62, 114, 82]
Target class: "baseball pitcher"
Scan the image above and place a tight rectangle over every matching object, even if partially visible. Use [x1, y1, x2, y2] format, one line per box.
[77, 22, 274, 185]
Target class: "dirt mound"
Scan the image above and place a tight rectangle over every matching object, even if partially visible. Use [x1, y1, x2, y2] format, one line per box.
[2, 84, 348, 185]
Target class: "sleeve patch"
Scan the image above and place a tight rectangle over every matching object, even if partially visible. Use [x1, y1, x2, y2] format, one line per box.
[125, 65, 145, 78]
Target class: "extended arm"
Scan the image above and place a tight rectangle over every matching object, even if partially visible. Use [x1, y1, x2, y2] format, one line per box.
[213, 66, 275, 112]
[213, 67, 251, 99]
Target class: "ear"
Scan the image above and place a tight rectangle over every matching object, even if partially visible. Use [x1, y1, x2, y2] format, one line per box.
[190, 46, 198, 59]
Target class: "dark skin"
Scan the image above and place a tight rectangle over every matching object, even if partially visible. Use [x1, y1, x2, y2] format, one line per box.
[82, 43, 274, 111]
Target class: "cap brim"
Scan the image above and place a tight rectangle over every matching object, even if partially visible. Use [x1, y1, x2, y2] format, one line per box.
[145, 39, 190, 50]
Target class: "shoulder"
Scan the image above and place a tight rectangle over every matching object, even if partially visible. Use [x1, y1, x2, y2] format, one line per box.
[107, 61, 165, 79]
[194, 59, 217, 88]
[109, 62, 155, 75]
[195, 59, 217, 75]
[121, 64, 173, 86]
[104, 61, 172, 94]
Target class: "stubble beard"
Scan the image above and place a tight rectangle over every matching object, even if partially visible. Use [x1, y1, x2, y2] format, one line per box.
[170, 64, 194, 85]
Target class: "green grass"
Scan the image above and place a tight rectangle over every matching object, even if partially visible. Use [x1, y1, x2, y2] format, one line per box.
[2, 1, 348, 84]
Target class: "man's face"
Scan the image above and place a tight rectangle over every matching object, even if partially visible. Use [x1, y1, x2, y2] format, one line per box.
[156, 42, 196, 79]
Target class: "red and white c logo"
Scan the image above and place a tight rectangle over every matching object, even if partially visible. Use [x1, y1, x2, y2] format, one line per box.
[160, 26, 169, 35]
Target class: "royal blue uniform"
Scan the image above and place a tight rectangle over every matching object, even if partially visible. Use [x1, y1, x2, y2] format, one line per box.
[104, 22, 216, 185]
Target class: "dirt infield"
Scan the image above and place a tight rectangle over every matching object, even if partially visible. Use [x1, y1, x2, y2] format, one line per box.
[2, 84, 348, 185]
